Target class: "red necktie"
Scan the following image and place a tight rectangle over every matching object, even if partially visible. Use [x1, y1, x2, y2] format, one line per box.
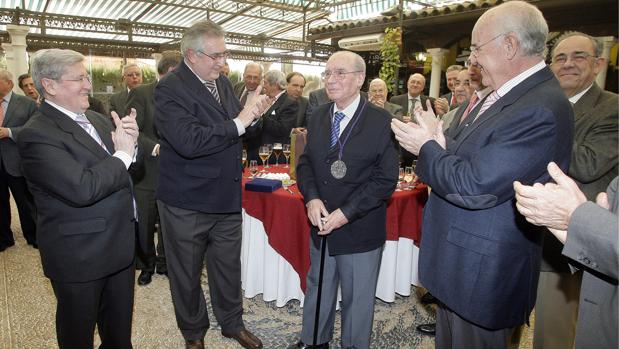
[459, 93, 479, 124]
[450, 94, 457, 106]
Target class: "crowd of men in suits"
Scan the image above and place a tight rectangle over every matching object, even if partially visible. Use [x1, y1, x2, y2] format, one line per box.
[0, 0, 616, 348]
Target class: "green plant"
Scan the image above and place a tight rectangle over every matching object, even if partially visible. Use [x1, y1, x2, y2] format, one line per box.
[379, 27, 401, 93]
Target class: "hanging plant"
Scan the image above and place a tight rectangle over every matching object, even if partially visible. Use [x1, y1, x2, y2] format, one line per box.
[379, 27, 402, 94]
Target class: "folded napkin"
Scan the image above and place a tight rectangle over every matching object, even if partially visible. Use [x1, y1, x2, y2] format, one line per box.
[245, 178, 282, 193]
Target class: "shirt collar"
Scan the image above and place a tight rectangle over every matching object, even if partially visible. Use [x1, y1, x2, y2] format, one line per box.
[569, 83, 594, 104]
[1, 91, 12, 105]
[496, 60, 546, 98]
[46, 99, 82, 121]
[334, 93, 361, 119]
[476, 87, 492, 100]
[184, 58, 208, 84]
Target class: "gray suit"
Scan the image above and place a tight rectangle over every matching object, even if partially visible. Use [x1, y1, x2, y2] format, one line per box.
[536, 83, 619, 348]
[126, 82, 165, 272]
[109, 88, 129, 116]
[0, 92, 37, 247]
[295, 96, 309, 127]
[383, 101, 403, 119]
[564, 177, 618, 349]
[389, 93, 435, 115]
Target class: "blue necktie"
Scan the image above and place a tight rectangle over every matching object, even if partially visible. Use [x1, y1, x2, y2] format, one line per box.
[330, 111, 345, 148]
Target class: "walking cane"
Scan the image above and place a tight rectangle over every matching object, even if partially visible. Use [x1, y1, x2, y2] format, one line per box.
[312, 235, 328, 346]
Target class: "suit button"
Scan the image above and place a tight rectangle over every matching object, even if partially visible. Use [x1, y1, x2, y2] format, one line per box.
[234, 177, 239, 182]
[323, 199, 328, 204]
[323, 180, 328, 185]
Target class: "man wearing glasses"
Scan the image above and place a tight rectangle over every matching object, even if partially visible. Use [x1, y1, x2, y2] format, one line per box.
[154, 20, 270, 349]
[534, 32, 618, 349]
[293, 51, 398, 349]
[17, 49, 139, 348]
[391, 1, 573, 347]
[234, 62, 263, 108]
[110, 63, 143, 117]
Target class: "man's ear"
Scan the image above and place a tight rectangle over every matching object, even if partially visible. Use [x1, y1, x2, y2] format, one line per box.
[40, 78, 57, 98]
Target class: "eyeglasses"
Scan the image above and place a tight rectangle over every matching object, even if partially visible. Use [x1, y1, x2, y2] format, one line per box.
[464, 59, 479, 68]
[321, 70, 363, 81]
[551, 51, 597, 65]
[61, 75, 92, 84]
[197, 50, 230, 61]
[470, 33, 505, 56]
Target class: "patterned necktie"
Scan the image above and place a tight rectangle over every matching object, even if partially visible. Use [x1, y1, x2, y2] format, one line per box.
[330, 111, 346, 148]
[75, 114, 108, 152]
[205, 80, 221, 104]
[408, 98, 419, 116]
[450, 94, 457, 107]
[459, 93, 479, 124]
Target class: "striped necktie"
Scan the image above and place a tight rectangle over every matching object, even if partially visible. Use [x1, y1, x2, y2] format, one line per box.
[75, 114, 108, 152]
[330, 111, 346, 148]
[205, 80, 221, 104]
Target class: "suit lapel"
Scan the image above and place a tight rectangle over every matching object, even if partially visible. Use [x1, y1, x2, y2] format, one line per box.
[452, 66, 555, 151]
[42, 102, 110, 158]
[88, 112, 115, 153]
[3, 95, 20, 126]
[573, 83, 601, 122]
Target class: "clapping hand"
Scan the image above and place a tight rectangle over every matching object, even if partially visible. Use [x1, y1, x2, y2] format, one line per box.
[111, 109, 138, 158]
[237, 85, 273, 127]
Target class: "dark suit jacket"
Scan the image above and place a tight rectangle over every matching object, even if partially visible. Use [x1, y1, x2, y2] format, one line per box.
[246, 92, 298, 163]
[109, 88, 129, 116]
[17, 102, 135, 282]
[305, 88, 329, 125]
[297, 97, 399, 255]
[295, 96, 309, 127]
[0, 93, 37, 177]
[155, 61, 246, 213]
[389, 93, 435, 115]
[88, 96, 108, 115]
[417, 66, 574, 329]
[127, 81, 159, 190]
[383, 101, 403, 119]
[542, 83, 619, 273]
[565, 177, 618, 349]
[233, 81, 246, 99]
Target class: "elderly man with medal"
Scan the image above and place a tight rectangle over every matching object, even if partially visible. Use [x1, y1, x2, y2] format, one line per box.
[293, 51, 399, 349]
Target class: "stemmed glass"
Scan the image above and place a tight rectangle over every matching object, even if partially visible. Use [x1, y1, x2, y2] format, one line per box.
[403, 167, 414, 190]
[396, 167, 404, 191]
[265, 144, 273, 169]
[283, 144, 291, 168]
[272, 143, 283, 166]
[259, 145, 270, 172]
[248, 160, 258, 179]
[242, 149, 247, 168]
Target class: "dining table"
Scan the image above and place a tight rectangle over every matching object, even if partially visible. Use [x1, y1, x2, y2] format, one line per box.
[240, 165, 428, 306]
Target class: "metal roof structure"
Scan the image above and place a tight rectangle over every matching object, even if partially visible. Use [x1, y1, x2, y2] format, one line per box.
[0, 0, 467, 61]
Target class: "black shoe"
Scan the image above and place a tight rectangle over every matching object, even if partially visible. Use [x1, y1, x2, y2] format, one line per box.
[420, 292, 437, 304]
[185, 339, 204, 349]
[156, 265, 168, 276]
[137, 271, 153, 286]
[416, 323, 436, 335]
[288, 341, 329, 349]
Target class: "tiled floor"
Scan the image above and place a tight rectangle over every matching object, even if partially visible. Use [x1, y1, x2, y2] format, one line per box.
[1, 198, 532, 348]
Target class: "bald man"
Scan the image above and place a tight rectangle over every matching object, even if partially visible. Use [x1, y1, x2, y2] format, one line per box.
[368, 78, 403, 119]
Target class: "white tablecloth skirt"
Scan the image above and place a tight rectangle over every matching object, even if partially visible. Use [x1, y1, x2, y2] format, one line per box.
[241, 210, 421, 307]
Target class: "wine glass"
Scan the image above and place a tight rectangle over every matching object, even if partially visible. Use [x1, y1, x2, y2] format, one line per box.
[403, 167, 414, 190]
[249, 160, 258, 179]
[396, 167, 404, 191]
[283, 144, 291, 168]
[265, 144, 273, 169]
[272, 143, 283, 166]
[259, 145, 269, 171]
[242, 149, 247, 168]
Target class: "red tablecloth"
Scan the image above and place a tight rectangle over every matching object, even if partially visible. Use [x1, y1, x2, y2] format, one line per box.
[241, 166, 428, 291]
